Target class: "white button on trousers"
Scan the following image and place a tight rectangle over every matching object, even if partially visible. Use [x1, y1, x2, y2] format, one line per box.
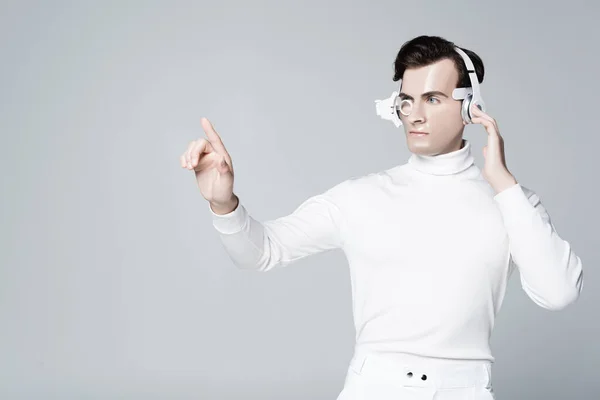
[336, 351, 496, 400]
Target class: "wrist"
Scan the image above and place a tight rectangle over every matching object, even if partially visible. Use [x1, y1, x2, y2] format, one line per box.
[492, 174, 518, 194]
[210, 194, 239, 215]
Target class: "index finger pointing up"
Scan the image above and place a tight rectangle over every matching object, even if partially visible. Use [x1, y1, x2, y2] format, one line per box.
[201, 117, 230, 157]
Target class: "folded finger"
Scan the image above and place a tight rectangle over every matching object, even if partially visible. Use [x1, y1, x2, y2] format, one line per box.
[190, 139, 213, 168]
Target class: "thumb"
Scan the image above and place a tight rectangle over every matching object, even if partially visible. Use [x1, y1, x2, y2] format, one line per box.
[483, 145, 487, 158]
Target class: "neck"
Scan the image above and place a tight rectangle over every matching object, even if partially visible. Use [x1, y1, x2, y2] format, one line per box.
[407, 139, 475, 176]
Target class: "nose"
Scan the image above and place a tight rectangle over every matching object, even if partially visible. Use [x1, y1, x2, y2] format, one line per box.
[408, 101, 425, 124]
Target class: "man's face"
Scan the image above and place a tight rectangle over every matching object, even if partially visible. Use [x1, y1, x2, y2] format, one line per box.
[399, 58, 466, 156]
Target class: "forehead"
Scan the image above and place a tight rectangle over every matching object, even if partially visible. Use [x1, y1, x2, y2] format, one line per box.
[401, 58, 458, 94]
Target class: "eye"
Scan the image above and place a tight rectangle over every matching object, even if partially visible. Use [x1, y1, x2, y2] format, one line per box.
[427, 96, 440, 104]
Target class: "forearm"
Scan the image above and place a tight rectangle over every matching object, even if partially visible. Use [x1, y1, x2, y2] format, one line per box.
[495, 183, 583, 310]
[209, 199, 275, 271]
[209, 191, 345, 272]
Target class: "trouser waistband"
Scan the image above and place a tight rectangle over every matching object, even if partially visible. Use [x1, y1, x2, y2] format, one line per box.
[348, 351, 492, 389]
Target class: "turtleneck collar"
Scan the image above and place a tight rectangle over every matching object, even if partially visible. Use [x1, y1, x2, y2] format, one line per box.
[407, 139, 475, 176]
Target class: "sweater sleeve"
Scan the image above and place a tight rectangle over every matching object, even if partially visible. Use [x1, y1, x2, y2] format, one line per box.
[494, 183, 584, 310]
[208, 181, 348, 272]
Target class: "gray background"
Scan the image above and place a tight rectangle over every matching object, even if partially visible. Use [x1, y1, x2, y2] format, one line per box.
[1, 0, 597, 398]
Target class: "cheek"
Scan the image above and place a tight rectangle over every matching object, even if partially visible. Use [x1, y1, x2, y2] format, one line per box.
[427, 105, 464, 129]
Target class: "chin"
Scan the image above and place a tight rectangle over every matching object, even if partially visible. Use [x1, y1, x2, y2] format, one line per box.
[406, 138, 437, 156]
[405, 131, 464, 156]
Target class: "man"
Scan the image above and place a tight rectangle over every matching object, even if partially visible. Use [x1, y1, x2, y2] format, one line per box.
[179, 35, 583, 399]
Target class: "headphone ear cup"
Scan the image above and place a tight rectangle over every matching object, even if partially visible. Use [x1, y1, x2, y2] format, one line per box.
[461, 93, 473, 124]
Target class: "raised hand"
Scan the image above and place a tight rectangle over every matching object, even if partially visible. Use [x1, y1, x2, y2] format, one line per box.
[180, 117, 238, 214]
[469, 104, 518, 194]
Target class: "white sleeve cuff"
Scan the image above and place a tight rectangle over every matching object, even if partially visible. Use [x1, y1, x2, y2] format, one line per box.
[493, 183, 536, 227]
[208, 201, 249, 234]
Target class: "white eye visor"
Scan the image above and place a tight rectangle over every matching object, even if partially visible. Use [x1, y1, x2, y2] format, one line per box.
[374, 46, 485, 127]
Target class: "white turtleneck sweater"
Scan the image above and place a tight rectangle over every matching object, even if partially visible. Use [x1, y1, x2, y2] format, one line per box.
[209, 139, 583, 362]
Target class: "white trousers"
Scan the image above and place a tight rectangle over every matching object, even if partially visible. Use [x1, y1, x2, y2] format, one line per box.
[336, 351, 496, 400]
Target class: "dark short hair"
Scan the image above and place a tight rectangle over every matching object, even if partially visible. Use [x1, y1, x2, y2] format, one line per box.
[392, 35, 485, 89]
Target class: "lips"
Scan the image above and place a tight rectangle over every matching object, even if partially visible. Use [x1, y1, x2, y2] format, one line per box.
[409, 131, 429, 135]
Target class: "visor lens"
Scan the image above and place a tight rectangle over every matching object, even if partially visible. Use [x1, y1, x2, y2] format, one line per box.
[396, 98, 413, 117]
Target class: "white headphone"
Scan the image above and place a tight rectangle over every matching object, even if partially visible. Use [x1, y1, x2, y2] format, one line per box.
[375, 46, 485, 127]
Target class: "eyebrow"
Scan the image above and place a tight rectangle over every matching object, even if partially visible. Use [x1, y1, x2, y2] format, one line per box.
[398, 91, 449, 101]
